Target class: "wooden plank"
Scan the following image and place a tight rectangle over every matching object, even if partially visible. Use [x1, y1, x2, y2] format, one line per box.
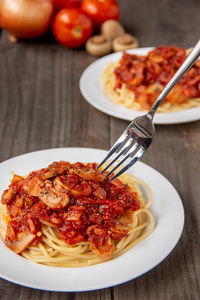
[119, 0, 200, 48]
[0, 31, 110, 160]
[74, 289, 111, 300]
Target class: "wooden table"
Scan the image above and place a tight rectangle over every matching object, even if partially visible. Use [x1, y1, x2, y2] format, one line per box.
[0, 0, 199, 299]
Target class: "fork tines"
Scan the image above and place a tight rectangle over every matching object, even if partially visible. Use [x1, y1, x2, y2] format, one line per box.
[97, 129, 145, 181]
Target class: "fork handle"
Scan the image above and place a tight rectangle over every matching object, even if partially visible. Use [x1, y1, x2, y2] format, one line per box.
[147, 39, 200, 119]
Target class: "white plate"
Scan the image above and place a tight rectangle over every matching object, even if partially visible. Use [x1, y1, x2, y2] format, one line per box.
[0, 147, 184, 291]
[80, 47, 200, 124]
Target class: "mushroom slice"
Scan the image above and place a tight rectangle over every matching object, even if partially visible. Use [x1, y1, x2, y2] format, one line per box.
[109, 223, 129, 240]
[31, 161, 70, 181]
[68, 168, 104, 182]
[112, 34, 139, 52]
[101, 20, 125, 40]
[26, 177, 69, 209]
[86, 35, 112, 57]
[6, 230, 36, 254]
[54, 176, 91, 198]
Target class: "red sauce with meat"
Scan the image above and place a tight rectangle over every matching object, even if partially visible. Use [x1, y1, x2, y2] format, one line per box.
[1, 161, 141, 259]
[114, 46, 200, 109]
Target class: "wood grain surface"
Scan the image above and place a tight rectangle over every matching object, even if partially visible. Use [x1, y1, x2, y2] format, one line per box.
[0, 0, 200, 299]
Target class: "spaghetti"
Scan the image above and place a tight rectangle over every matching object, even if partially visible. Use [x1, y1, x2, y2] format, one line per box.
[102, 46, 200, 112]
[0, 161, 154, 267]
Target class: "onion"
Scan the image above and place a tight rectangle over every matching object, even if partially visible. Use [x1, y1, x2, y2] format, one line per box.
[0, 0, 53, 41]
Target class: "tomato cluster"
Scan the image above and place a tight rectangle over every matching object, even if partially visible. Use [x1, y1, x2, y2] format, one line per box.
[52, 0, 120, 48]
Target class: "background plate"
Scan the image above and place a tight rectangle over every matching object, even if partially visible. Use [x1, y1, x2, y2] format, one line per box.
[0, 148, 184, 291]
[80, 48, 200, 124]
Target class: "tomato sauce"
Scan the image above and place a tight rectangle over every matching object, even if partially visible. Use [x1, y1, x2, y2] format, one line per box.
[114, 46, 200, 109]
[1, 162, 141, 255]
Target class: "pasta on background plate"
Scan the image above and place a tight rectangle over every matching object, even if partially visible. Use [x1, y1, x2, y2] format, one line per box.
[102, 45, 200, 113]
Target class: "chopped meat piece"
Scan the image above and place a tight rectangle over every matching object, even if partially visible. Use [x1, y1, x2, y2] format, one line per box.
[2, 189, 16, 204]
[6, 230, 36, 254]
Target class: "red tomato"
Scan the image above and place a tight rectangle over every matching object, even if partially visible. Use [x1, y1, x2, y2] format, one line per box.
[81, 0, 120, 28]
[52, 8, 93, 48]
[53, 0, 82, 12]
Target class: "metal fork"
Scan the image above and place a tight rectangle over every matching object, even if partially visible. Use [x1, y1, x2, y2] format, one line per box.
[97, 40, 200, 181]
